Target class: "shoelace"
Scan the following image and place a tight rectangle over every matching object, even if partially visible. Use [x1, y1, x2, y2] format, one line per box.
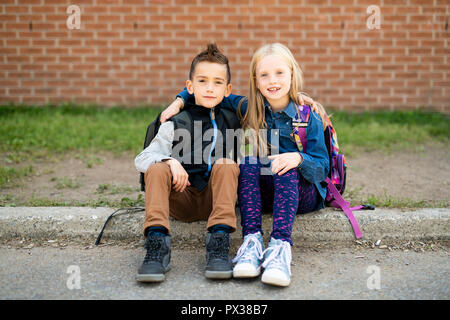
[144, 237, 164, 262]
[209, 235, 229, 260]
[232, 233, 264, 263]
[261, 240, 292, 276]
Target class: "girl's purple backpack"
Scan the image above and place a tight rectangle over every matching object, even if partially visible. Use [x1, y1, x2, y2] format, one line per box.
[292, 105, 374, 239]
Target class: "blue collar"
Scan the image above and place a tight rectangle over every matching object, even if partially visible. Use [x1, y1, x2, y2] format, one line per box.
[264, 99, 298, 119]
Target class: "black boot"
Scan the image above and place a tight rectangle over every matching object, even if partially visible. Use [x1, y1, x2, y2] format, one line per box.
[136, 233, 171, 282]
[205, 232, 233, 279]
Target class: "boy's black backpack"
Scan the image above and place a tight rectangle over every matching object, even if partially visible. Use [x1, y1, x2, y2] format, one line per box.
[99, 108, 235, 246]
[139, 107, 240, 192]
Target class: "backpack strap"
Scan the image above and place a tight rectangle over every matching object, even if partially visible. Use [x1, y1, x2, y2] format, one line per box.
[143, 112, 162, 149]
[291, 104, 310, 152]
[291, 105, 367, 239]
[140, 112, 163, 191]
[324, 176, 363, 239]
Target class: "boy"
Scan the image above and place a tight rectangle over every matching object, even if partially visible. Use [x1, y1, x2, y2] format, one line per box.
[134, 43, 240, 282]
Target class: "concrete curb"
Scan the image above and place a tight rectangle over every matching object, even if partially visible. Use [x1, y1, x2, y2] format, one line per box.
[0, 207, 449, 244]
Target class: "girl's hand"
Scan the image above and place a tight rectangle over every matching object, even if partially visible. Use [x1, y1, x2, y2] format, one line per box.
[165, 159, 190, 192]
[297, 92, 319, 114]
[160, 98, 183, 123]
[268, 152, 302, 176]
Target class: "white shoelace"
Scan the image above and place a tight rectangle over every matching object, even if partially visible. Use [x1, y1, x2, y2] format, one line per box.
[261, 240, 292, 276]
[232, 233, 264, 263]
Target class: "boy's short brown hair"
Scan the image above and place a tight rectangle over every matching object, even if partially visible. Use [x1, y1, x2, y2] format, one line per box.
[189, 43, 231, 84]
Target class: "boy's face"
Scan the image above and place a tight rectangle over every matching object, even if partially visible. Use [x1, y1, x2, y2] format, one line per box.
[186, 61, 232, 109]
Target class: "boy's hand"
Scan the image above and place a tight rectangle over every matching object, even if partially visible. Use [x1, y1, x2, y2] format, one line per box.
[268, 152, 302, 176]
[160, 98, 183, 123]
[165, 159, 190, 192]
[297, 92, 319, 114]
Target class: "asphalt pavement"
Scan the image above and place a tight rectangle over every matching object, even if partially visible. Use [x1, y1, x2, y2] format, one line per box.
[0, 242, 448, 300]
[0, 206, 448, 303]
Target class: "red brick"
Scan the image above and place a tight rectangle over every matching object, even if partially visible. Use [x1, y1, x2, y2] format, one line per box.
[0, 1, 447, 111]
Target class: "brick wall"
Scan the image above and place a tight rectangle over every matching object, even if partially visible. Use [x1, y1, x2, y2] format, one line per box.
[1, 0, 448, 111]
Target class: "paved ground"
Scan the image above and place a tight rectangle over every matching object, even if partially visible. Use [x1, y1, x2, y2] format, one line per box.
[1, 243, 448, 300]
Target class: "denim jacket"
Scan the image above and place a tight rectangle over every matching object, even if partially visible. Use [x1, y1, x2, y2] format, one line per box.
[178, 90, 329, 209]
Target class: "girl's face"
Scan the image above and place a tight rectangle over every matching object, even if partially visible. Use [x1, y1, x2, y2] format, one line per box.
[255, 54, 292, 109]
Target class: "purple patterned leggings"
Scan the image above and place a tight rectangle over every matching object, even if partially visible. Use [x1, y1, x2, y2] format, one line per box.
[238, 157, 319, 245]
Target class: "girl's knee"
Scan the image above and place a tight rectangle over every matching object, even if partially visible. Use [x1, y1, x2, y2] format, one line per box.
[240, 156, 259, 165]
[238, 156, 261, 174]
[274, 168, 299, 181]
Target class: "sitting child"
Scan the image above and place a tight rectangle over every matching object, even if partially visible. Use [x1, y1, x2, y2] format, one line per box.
[134, 43, 240, 282]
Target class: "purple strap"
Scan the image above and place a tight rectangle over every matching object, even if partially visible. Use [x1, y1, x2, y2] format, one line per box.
[295, 105, 365, 239]
[325, 177, 363, 239]
[297, 105, 309, 151]
[298, 127, 307, 153]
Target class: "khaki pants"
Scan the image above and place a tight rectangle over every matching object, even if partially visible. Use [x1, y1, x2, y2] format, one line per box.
[143, 159, 239, 236]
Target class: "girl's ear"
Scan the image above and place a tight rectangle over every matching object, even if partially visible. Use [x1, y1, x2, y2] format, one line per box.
[186, 79, 194, 94]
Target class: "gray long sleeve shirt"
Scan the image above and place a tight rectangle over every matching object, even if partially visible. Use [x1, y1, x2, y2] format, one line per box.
[134, 121, 175, 173]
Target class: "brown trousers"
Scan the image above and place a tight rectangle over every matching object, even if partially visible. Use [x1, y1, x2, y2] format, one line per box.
[143, 158, 239, 236]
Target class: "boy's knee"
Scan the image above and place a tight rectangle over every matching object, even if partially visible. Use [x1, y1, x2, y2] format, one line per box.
[215, 158, 236, 165]
[212, 158, 239, 175]
[145, 162, 171, 180]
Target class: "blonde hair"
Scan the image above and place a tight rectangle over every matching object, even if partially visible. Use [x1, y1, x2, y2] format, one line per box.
[238, 43, 328, 155]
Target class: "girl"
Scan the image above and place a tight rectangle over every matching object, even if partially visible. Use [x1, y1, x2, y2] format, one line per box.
[231, 43, 329, 287]
[163, 43, 329, 287]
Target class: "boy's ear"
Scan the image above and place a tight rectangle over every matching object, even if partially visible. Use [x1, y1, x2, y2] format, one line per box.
[186, 79, 194, 94]
[224, 83, 232, 97]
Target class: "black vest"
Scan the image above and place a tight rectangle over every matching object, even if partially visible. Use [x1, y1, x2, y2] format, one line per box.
[170, 100, 240, 191]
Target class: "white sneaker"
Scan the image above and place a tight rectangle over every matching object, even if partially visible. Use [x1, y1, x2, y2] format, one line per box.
[261, 238, 292, 287]
[232, 232, 264, 278]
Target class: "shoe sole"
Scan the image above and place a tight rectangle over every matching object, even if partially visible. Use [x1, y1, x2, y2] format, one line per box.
[135, 266, 170, 283]
[261, 273, 290, 287]
[233, 266, 261, 278]
[135, 273, 165, 282]
[205, 270, 233, 279]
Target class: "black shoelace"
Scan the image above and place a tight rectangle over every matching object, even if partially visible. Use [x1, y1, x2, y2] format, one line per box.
[209, 235, 229, 260]
[144, 237, 164, 263]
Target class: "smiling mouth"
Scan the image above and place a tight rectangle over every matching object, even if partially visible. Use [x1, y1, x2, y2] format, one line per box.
[267, 87, 281, 93]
